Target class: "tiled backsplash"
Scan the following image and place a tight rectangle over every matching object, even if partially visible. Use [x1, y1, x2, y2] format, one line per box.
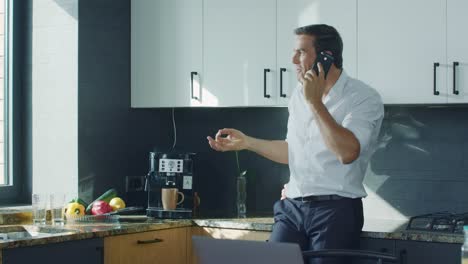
[77, 0, 468, 219]
[363, 106, 468, 220]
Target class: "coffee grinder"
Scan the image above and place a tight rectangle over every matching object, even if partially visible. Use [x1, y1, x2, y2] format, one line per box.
[145, 151, 198, 219]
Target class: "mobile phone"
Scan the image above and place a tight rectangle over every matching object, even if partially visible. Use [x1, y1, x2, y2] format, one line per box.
[312, 51, 334, 79]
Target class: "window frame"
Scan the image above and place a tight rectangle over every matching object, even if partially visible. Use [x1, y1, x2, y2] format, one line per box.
[0, 0, 29, 204]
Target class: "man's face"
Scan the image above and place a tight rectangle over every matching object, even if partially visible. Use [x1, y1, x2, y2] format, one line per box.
[292, 34, 317, 82]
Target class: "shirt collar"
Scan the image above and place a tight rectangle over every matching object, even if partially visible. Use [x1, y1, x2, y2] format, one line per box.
[323, 70, 348, 103]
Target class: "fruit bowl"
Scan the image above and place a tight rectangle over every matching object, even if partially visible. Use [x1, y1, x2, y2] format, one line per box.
[65, 214, 120, 224]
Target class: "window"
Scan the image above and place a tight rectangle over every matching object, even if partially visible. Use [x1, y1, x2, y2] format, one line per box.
[0, 0, 6, 186]
[0, 0, 21, 205]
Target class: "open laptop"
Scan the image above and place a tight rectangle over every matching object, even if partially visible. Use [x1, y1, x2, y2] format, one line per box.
[192, 236, 304, 264]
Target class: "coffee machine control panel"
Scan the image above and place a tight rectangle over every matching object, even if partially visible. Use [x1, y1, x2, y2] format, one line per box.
[159, 158, 183, 173]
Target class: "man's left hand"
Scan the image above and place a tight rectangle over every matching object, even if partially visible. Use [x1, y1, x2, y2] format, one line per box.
[303, 62, 326, 105]
[281, 184, 287, 200]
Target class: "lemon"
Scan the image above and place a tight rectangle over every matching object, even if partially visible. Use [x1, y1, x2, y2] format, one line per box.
[109, 197, 126, 211]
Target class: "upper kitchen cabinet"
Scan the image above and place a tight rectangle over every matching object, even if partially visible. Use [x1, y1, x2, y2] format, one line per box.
[131, 0, 203, 108]
[203, 0, 277, 107]
[357, 0, 447, 104]
[276, 0, 357, 106]
[447, 0, 468, 103]
[203, 0, 357, 107]
[132, 0, 357, 107]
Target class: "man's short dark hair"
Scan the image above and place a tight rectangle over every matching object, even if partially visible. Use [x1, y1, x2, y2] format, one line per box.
[294, 24, 343, 69]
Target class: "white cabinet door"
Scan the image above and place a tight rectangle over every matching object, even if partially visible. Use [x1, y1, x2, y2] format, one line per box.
[131, 0, 203, 108]
[447, 0, 468, 103]
[203, 0, 276, 107]
[357, 0, 447, 104]
[277, 0, 357, 106]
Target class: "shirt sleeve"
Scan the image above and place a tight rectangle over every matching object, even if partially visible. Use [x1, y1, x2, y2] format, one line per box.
[341, 94, 384, 154]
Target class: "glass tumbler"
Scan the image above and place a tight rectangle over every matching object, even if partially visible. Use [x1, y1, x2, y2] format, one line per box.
[32, 193, 47, 225]
[50, 193, 66, 225]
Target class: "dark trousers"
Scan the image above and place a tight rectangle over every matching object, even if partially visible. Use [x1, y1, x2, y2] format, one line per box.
[269, 197, 364, 264]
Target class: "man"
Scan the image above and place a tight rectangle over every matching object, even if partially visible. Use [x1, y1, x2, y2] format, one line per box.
[207, 24, 384, 264]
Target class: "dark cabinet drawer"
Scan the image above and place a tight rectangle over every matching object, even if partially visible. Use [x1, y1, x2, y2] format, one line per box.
[396, 240, 461, 264]
[355, 237, 396, 264]
[3, 238, 104, 264]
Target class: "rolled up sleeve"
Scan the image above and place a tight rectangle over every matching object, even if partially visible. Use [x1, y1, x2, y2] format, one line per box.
[341, 94, 384, 154]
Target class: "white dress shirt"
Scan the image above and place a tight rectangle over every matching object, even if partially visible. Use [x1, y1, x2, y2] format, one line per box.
[285, 70, 384, 199]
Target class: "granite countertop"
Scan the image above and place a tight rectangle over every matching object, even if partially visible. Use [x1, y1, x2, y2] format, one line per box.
[0, 219, 193, 250]
[193, 218, 464, 244]
[0, 217, 463, 251]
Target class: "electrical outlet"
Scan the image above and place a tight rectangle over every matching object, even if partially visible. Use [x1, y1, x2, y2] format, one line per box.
[126, 176, 145, 192]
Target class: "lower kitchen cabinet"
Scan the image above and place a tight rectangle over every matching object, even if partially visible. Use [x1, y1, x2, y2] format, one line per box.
[2, 238, 104, 264]
[395, 240, 461, 264]
[358, 238, 461, 264]
[104, 227, 188, 264]
[356, 237, 396, 264]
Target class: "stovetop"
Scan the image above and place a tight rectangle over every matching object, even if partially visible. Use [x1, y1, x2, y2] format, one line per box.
[407, 212, 468, 233]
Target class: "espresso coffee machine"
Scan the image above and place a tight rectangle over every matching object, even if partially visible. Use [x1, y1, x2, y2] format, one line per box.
[145, 151, 198, 219]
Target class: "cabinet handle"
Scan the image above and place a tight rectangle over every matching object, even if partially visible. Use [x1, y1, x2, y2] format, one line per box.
[96, 246, 104, 264]
[137, 238, 164, 244]
[433, 62, 440, 95]
[399, 249, 407, 264]
[379, 248, 388, 253]
[264, 69, 271, 98]
[453, 61, 460, 95]
[191, 71, 199, 100]
[280, 68, 287, 98]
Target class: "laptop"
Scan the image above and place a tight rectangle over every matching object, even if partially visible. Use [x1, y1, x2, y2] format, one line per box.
[192, 236, 304, 264]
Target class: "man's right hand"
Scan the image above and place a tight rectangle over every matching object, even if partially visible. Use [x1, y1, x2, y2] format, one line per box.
[207, 128, 250, 152]
[281, 184, 287, 200]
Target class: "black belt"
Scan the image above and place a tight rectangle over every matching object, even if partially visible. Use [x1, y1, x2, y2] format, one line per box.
[293, 194, 344, 202]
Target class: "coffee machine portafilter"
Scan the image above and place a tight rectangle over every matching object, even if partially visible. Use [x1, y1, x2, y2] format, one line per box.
[145, 152, 199, 219]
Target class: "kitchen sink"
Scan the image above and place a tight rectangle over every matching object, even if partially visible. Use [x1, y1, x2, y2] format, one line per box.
[0, 225, 77, 241]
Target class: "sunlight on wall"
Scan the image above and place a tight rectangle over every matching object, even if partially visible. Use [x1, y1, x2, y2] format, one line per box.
[364, 185, 407, 220]
[32, 0, 78, 195]
[243, 61, 249, 105]
[192, 79, 219, 106]
[300, 1, 320, 25]
[363, 166, 407, 220]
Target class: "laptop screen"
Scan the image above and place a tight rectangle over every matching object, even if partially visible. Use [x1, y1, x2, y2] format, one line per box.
[192, 236, 304, 264]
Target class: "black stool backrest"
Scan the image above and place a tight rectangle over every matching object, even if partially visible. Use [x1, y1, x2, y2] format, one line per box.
[302, 249, 399, 264]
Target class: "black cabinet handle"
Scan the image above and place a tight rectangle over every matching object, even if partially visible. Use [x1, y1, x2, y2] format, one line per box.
[264, 69, 271, 98]
[399, 249, 407, 264]
[96, 246, 104, 264]
[379, 247, 388, 253]
[433, 62, 440, 95]
[453, 61, 459, 95]
[191, 71, 199, 100]
[137, 238, 164, 244]
[280, 68, 287, 98]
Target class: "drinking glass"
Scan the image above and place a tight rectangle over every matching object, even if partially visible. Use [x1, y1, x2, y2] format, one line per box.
[32, 193, 47, 225]
[50, 193, 66, 225]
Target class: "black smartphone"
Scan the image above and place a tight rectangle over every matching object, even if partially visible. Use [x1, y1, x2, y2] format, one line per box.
[312, 51, 334, 79]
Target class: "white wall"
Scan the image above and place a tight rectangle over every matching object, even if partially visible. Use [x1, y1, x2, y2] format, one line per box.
[32, 0, 78, 195]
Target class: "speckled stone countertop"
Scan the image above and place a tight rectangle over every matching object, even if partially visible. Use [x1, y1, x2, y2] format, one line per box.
[193, 218, 464, 244]
[0, 216, 463, 251]
[0, 219, 193, 250]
